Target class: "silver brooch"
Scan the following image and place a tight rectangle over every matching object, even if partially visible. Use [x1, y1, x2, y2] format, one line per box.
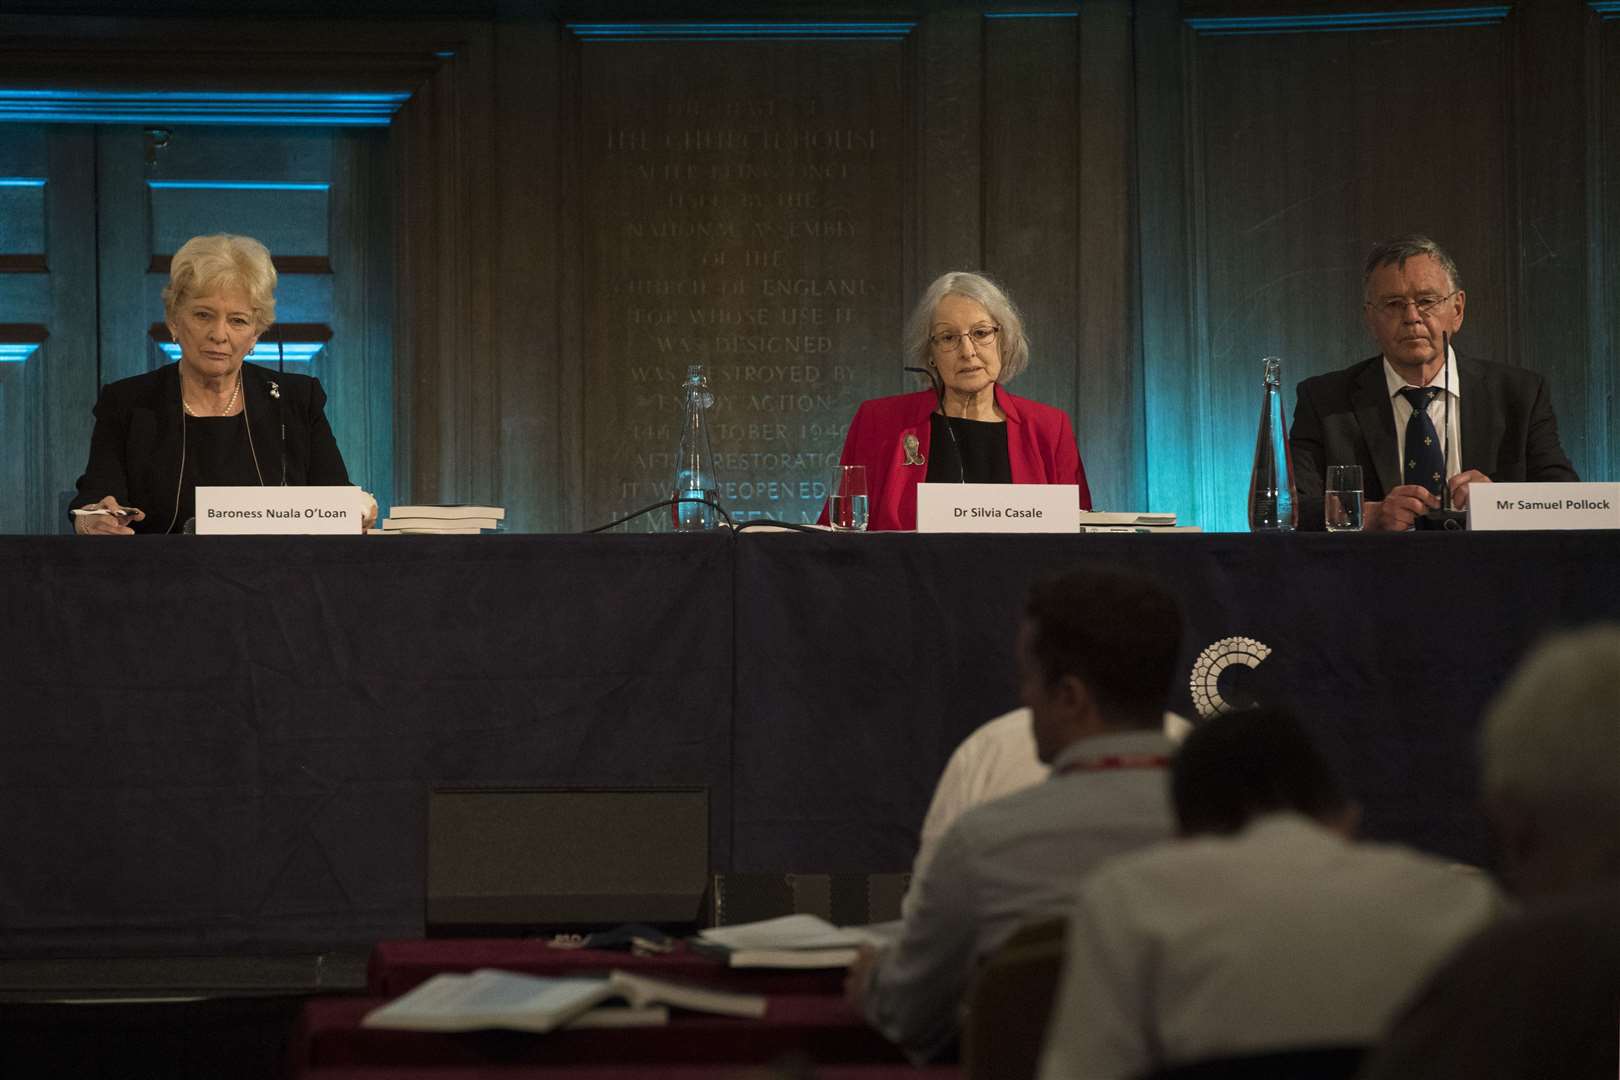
[903, 433, 925, 466]
[268, 380, 280, 399]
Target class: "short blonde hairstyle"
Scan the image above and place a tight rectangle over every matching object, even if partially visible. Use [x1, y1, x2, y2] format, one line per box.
[904, 271, 1030, 382]
[162, 234, 278, 332]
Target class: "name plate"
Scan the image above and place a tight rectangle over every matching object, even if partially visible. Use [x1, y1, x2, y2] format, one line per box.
[916, 483, 1080, 533]
[1467, 482, 1620, 531]
[195, 486, 368, 535]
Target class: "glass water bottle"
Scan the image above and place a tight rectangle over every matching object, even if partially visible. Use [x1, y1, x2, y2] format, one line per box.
[1247, 356, 1296, 531]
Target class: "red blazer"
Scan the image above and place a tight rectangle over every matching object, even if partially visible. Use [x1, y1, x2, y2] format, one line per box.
[822, 384, 1092, 531]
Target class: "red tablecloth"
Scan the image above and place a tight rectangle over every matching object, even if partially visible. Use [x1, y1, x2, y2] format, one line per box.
[367, 940, 847, 997]
[295, 995, 906, 1070]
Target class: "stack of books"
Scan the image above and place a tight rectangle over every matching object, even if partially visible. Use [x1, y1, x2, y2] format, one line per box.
[361, 967, 765, 1033]
[1077, 512, 1200, 534]
[690, 913, 896, 969]
[374, 504, 506, 535]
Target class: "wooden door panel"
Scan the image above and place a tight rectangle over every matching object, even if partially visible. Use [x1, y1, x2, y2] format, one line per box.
[0, 125, 97, 534]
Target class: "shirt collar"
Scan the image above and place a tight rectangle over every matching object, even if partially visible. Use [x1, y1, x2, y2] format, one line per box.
[1383, 344, 1461, 400]
[1049, 729, 1175, 774]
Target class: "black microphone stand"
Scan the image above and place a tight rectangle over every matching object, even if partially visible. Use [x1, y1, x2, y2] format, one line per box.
[1416, 330, 1468, 531]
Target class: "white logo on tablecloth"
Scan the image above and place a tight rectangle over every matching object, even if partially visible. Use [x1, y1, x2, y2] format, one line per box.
[1189, 636, 1272, 719]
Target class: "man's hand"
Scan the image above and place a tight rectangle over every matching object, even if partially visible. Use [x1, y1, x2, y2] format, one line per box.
[1364, 485, 1440, 531]
[1447, 470, 1490, 510]
[843, 943, 879, 1012]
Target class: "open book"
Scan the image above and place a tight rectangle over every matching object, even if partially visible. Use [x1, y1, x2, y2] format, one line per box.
[693, 913, 895, 969]
[361, 968, 765, 1033]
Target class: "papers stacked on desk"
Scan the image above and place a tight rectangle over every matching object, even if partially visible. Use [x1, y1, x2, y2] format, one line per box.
[361, 967, 765, 1033]
[1078, 511, 1201, 534]
[374, 504, 507, 535]
[692, 913, 894, 969]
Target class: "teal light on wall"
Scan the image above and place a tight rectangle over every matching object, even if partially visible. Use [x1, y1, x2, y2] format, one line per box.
[567, 21, 916, 41]
[0, 344, 42, 363]
[159, 343, 325, 365]
[0, 90, 406, 126]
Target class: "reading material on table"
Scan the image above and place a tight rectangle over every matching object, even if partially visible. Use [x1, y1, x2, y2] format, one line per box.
[693, 913, 892, 969]
[360, 967, 765, 1033]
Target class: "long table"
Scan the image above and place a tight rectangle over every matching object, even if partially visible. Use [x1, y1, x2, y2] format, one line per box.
[3, 531, 1616, 956]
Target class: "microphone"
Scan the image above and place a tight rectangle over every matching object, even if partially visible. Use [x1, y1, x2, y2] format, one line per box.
[902, 364, 965, 483]
[1417, 330, 1467, 531]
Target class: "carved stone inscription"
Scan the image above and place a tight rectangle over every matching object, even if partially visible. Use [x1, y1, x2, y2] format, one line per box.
[582, 42, 904, 528]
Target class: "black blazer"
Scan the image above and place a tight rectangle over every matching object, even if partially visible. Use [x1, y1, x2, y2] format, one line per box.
[1290, 354, 1577, 531]
[71, 362, 351, 534]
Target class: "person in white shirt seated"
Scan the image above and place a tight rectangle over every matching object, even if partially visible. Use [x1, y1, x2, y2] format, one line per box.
[846, 566, 1183, 1063]
[1037, 708, 1502, 1080]
[905, 707, 1192, 917]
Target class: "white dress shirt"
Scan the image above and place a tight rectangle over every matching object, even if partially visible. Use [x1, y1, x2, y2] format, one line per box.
[864, 729, 1176, 1063]
[1037, 813, 1502, 1080]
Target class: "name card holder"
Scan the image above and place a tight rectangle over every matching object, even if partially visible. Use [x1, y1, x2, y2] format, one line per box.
[195, 486, 368, 535]
[1467, 482, 1620, 531]
[916, 482, 1080, 533]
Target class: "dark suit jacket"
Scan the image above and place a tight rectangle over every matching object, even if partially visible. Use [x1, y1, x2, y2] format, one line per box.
[819, 383, 1091, 531]
[1290, 354, 1577, 531]
[71, 361, 351, 534]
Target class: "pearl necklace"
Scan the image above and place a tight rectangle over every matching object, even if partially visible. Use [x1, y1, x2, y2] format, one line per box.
[184, 374, 242, 417]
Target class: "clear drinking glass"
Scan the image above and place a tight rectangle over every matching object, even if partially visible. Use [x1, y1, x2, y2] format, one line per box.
[1325, 465, 1364, 532]
[828, 465, 869, 531]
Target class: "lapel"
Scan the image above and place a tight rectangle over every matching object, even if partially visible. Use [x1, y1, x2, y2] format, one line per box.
[1457, 356, 1499, 475]
[899, 389, 934, 470]
[142, 365, 186, 532]
[239, 363, 287, 485]
[1350, 358, 1400, 498]
[994, 384, 1034, 483]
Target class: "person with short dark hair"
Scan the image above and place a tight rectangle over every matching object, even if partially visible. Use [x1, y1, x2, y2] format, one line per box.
[1038, 708, 1501, 1080]
[845, 565, 1181, 1062]
[1290, 234, 1576, 531]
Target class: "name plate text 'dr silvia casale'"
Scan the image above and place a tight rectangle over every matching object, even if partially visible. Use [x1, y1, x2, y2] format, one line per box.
[195, 486, 369, 535]
[1467, 482, 1620, 531]
[916, 483, 1081, 533]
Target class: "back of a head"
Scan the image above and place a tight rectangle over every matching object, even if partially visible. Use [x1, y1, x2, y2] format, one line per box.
[1172, 708, 1349, 837]
[1482, 624, 1620, 896]
[1024, 565, 1181, 730]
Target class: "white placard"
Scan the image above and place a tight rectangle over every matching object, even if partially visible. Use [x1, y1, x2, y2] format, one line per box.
[916, 483, 1080, 533]
[195, 486, 368, 535]
[1467, 482, 1620, 531]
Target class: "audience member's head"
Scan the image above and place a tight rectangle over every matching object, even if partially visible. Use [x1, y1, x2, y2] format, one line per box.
[1481, 624, 1620, 898]
[1171, 707, 1354, 837]
[1019, 566, 1181, 762]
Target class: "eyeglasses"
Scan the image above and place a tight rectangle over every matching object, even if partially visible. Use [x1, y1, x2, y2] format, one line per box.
[1366, 291, 1459, 321]
[930, 325, 1001, 352]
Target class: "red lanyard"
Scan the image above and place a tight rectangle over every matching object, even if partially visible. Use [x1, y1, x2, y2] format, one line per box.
[1056, 754, 1171, 776]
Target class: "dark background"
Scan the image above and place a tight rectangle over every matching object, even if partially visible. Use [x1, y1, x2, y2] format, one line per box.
[1, 0, 1614, 534]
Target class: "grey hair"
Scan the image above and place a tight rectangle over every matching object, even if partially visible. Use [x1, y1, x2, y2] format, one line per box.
[162, 233, 278, 332]
[904, 271, 1030, 383]
[1482, 625, 1620, 827]
[1362, 234, 1464, 297]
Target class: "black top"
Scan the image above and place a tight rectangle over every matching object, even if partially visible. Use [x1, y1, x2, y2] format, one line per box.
[72, 361, 351, 534]
[177, 413, 266, 530]
[926, 413, 1012, 484]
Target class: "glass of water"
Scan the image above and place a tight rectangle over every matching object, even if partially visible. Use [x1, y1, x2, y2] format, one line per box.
[829, 465, 869, 531]
[1325, 465, 1364, 531]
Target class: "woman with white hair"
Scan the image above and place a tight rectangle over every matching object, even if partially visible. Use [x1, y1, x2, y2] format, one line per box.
[821, 271, 1091, 530]
[71, 233, 361, 534]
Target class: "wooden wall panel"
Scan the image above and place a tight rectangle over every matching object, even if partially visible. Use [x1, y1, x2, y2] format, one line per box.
[1593, 6, 1619, 483]
[575, 32, 908, 529]
[984, 13, 1082, 460]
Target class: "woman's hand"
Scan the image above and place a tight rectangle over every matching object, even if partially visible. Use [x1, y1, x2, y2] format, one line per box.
[74, 496, 145, 535]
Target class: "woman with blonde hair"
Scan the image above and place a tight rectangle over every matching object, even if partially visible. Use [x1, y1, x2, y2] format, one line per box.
[72, 233, 359, 534]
